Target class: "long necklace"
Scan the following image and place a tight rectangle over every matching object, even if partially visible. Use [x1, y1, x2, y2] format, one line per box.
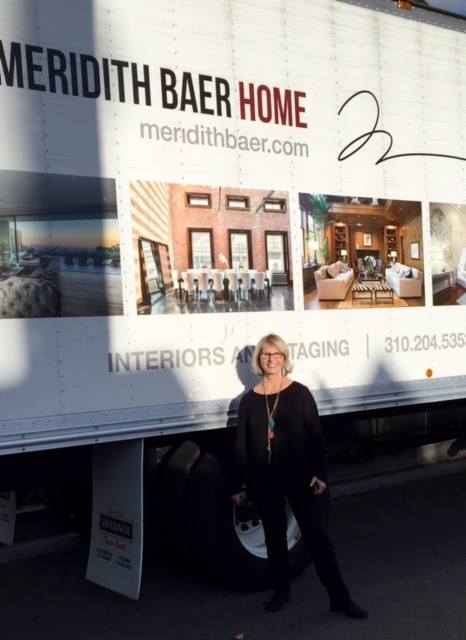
[264, 377, 283, 464]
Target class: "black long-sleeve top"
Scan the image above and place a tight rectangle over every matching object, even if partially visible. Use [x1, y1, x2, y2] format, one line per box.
[231, 381, 327, 496]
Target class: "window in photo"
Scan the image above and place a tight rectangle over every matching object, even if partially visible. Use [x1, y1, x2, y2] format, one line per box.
[186, 193, 211, 208]
[227, 195, 249, 210]
[189, 229, 213, 268]
[266, 232, 286, 272]
[229, 230, 251, 269]
[264, 198, 286, 213]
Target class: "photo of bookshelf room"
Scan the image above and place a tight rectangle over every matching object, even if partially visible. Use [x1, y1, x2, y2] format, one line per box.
[300, 194, 425, 310]
[430, 202, 466, 306]
[0, 170, 123, 318]
[132, 182, 294, 315]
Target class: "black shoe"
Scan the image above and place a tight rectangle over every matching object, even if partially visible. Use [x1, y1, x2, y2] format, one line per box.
[264, 590, 291, 612]
[330, 599, 368, 619]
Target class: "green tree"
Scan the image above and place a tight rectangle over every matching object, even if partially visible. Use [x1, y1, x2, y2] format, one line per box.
[309, 194, 331, 264]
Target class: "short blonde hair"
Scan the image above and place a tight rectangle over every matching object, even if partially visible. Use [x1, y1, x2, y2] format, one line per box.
[252, 333, 293, 376]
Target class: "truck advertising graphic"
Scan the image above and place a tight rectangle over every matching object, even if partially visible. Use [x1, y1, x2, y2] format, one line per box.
[1, 0, 466, 597]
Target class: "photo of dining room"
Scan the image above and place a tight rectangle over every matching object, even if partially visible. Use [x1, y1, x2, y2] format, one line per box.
[0, 170, 123, 318]
[131, 181, 294, 314]
[430, 201, 466, 306]
[300, 193, 425, 310]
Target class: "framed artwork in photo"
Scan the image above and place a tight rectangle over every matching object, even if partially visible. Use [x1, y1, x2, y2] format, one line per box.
[410, 241, 420, 260]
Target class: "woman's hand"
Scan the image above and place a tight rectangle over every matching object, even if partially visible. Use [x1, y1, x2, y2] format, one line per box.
[310, 476, 327, 495]
[231, 491, 247, 506]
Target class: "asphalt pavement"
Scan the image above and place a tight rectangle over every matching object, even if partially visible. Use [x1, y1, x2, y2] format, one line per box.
[1, 463, 466, 640]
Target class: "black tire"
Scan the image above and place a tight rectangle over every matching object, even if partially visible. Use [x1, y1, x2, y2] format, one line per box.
[183, 450, 311, 589]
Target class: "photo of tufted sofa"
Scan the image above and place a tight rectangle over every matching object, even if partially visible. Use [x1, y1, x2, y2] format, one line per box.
[315, 261, 354, 300]
[385, 262, 423, 298]
[0, 258, 61, 318]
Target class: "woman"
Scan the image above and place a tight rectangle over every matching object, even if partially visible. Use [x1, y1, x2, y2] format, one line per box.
[230, 333, 367, 618]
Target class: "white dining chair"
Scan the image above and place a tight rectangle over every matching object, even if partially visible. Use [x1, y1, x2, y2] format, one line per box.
[197, 272, 209, 301]
[265, 270, 272, 297]
[184, 271, 196, 300]
[171, 270, 181, 298]
[210, 271, 224, 300]
[225, 270, 238, 301]
[254, 271, 265, 298]
[238, 272, 251, 301]
[248, 269, 257, 297]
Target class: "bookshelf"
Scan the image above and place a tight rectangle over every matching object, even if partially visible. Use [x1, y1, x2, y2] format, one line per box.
[333, 223, 349, 262]
[384, 226, 398, 263]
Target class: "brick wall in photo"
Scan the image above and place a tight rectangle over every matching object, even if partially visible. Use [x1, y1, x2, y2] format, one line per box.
[169, 185, 291, 274]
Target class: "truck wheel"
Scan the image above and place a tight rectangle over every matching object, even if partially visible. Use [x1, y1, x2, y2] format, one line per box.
[184, 450, 311, 589]
[145, 441, 201, 563]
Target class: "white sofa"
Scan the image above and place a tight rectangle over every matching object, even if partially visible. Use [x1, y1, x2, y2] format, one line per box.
[456, 248, 466, 288]
[385, 262, 423, 298]
[315, 261, 353, 300]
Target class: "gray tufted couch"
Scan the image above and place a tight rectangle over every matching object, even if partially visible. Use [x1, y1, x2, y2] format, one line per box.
[0, 258, 61, 318]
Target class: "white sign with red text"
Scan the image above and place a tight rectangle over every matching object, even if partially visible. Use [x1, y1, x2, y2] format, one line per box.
[86, 440, 143, 599]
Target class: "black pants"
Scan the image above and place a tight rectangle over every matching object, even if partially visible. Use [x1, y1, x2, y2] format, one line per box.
[256, 485, 350, 603]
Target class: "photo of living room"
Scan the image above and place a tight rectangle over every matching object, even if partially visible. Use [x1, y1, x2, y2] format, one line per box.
[132, 181, 294, 314]
[430, 202, 466, 306]
[0, 170, 123, 318]
[300, 194, 425, 310]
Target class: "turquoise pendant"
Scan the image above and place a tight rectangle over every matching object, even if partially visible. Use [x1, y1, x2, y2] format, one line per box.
[268, 417, 275, 430]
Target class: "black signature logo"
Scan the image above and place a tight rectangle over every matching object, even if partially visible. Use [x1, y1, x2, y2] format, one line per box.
[337, 89, 466, 165]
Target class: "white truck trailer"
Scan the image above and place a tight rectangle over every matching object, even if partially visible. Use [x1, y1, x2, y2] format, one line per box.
[1, 0, 466, 598]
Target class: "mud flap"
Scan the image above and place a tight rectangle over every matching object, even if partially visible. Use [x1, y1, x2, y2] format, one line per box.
[86, 439, 143, 599]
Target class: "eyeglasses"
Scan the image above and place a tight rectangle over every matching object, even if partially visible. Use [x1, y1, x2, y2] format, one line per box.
[260, 352, 284, 360]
